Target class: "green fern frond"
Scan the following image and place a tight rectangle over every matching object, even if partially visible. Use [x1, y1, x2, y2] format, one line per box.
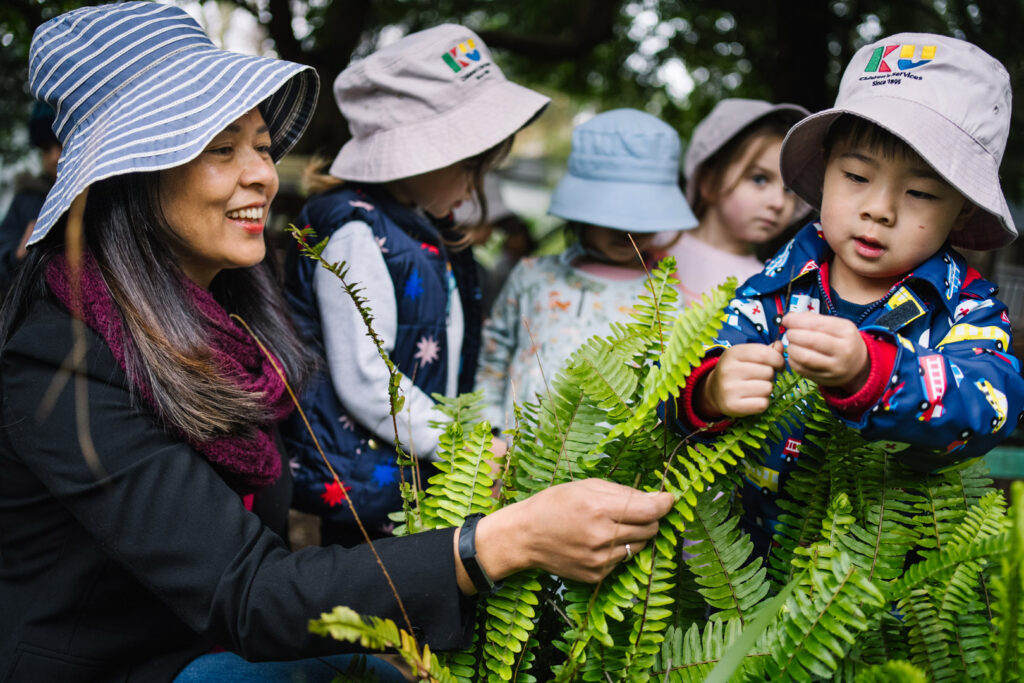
[851, 659, 929, 683]
[563, 332, 645, 425]
[480, 572, 544, 682]
[901, 588, 961, 682]
[651, 619, 768, 682]
[849, 610, 911, 668]
[627, 256, 681, 338]
[987, 481, 1024, 682]
[788, 492, 856, 575]
[621, 520, 682, 678]
[910, 465, 996, 554]
[419, 421, 498, 529]
[683, 487, 769, 624]
[938, 582, 991, 677]
[660, 372, 816, 519]
[310, 605, 456, 683]
[671, 561, 709, 634]
[511, 375, 599, 497]
[763, 552, 886, 681]
[429, 390, 487, 427]
[836, 488, 921, 582]
[769, 429, 833, 586]
[891, 492, 1009, 602]
[610, 279, 736, 441]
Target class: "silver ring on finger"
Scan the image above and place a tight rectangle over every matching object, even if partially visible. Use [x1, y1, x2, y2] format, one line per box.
[624, 543, 633, 561]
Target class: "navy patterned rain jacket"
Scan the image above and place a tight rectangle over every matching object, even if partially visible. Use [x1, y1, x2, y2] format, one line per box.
[674, 222, 1024, 553]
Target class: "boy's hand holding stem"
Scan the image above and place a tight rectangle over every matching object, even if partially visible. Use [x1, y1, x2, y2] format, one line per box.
[781, 311, 870, 393]
[697, 311, 870, 419]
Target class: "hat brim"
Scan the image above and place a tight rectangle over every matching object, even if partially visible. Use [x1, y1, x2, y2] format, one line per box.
[328, 79, 550, 182]
[548, 174, 698, 233]
[781, 98, 1016, 250]
[29, 51, 318, 246]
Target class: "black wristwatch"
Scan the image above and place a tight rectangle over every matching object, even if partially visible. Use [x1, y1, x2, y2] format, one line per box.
[458, 513, 502, 594]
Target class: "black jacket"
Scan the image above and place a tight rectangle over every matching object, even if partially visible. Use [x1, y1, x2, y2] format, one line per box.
[0, 296, 473, 682]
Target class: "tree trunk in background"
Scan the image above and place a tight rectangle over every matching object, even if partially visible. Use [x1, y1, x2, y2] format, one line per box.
[772, 2, 832, 112]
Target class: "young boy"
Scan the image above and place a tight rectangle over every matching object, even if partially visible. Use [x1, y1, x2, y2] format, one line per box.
[675, 32, 1024, 554]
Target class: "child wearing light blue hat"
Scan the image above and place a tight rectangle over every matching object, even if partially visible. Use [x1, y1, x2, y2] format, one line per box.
[477, 108, 697, 430]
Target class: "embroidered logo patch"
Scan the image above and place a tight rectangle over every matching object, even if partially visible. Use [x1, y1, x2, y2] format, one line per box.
[864, 44, 936, 73]
[442, 39, 481, 73]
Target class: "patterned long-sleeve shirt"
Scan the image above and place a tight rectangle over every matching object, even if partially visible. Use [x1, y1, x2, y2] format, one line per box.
[477, 245, 659, 430]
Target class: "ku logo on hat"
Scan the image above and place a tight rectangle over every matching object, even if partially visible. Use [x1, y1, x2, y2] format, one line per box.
[864, 44, 937, 73]
[442, 39, 482, 73]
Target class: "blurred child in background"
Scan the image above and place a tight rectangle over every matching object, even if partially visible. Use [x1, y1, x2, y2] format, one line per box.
[670, 98, 809, 307]
[283, 24, 548, 546]
[477, 108, 696, 431]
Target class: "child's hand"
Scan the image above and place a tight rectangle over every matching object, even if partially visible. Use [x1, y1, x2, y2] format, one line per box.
[781, 311, 869, 392]
[700, 343, 786, 418]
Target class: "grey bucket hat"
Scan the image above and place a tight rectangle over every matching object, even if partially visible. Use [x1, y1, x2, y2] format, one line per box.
[329, 24, 550, 183]
[548, 108, 697, 233]
[780, 32, 1016, 251]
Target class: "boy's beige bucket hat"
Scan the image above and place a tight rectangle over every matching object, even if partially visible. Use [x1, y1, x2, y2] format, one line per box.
[329, 24, 549, 183]
[781, 32, 1016, 251]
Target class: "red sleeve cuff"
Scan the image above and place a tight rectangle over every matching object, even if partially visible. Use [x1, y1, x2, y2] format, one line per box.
[678, 356, 732, 433]
[821, 332, 898, 418]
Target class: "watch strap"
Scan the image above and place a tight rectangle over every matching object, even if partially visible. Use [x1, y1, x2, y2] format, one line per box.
[458, 513, 500, 594]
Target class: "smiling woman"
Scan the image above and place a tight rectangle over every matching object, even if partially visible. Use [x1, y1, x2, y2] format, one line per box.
[160, 109, 280, 289]
[0, 4, 674, 682]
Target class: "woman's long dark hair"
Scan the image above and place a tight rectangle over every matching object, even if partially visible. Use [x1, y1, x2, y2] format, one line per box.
[0, 172, 316, 442]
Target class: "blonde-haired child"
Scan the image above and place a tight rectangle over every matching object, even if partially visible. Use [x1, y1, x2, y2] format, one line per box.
[671, 98, 809, 306]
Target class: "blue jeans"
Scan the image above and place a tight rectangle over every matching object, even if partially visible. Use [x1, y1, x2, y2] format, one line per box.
[173, 651, 406, 682]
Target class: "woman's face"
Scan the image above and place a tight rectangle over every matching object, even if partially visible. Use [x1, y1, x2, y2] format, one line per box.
[159, 108, 278, 288]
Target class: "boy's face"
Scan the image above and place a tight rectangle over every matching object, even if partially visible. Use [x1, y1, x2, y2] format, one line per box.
[820, 140, 967, 303]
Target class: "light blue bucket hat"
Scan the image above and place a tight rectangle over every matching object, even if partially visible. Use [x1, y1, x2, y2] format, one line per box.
[27, 1, 319, 245]
[548, 108, 696, 233]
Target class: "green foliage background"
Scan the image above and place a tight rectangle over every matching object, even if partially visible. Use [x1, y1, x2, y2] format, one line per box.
[3, 1, 1024, 203]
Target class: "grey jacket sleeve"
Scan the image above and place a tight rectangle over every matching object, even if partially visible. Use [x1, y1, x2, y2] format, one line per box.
[317, 222, 446, 459]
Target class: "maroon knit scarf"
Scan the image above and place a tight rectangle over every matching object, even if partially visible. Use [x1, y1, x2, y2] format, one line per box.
[46, 251, 291, 493]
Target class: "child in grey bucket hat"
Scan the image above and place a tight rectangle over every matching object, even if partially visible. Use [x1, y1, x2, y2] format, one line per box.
[669, 97, 810, 308]
[670, 32, 1024, 558]
[477, 108, 696, 431]
[282, 23, 549, 546]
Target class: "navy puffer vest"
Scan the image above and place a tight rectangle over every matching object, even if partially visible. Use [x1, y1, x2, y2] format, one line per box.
[282, 184, 481, 532]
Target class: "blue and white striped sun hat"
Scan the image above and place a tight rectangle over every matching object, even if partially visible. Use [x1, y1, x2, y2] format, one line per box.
[27, 1, 319, 246]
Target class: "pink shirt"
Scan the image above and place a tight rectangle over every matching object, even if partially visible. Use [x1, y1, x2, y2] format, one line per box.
[668, 232, 765, 307]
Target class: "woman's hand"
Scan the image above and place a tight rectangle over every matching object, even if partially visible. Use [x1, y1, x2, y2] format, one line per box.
[454, 479, 674, 593]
